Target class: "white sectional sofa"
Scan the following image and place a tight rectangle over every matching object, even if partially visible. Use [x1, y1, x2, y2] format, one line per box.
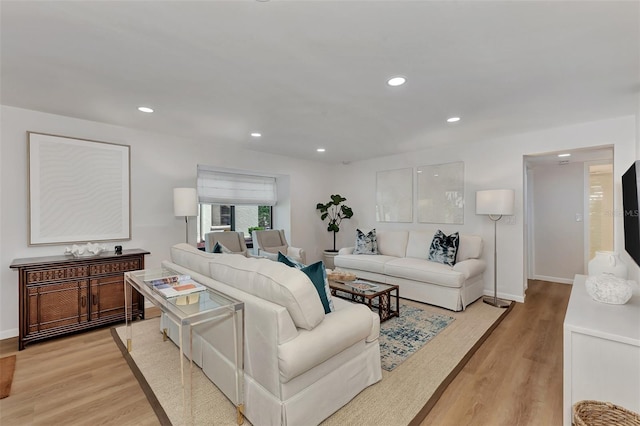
[160, 244, 382, 426]
[334, 230, 486, 311]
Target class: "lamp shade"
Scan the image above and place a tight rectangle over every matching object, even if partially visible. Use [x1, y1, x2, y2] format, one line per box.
[476, 189, 515, 215]
[173, 188, 198, 217]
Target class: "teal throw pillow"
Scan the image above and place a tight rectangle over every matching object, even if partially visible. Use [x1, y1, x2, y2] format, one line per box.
[277, 251, 305, 268]
[300, 261, 333, 314]
[277, 252, 334, 314]
[213, 241, 232, 254]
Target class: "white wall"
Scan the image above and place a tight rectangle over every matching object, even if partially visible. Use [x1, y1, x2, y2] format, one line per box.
[0, 105, 331, 338]
[332, 115, 637, 303]
[1, 106, 637, 338]
[530, 162, 585, 283]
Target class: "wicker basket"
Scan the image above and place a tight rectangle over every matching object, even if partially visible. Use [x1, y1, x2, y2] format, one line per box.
[573, 400, 640, 426]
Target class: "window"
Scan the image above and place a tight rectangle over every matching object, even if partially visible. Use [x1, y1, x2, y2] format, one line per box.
[197, 204, 272, 246]
[196, 166, 277, 247]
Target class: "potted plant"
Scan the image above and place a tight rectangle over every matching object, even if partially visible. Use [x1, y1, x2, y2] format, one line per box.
[316, 194, 354, 257]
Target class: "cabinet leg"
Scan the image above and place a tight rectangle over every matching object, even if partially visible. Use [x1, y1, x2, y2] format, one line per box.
[127, 338, 132, 352]
[162, 328, 168, 342]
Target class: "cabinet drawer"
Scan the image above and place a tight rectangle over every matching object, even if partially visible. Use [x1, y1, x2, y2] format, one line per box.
[26, 266, 89, 284]
[90, 259, 141, 276]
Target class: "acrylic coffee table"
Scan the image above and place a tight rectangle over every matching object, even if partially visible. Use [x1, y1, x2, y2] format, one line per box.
[329, 279, 399, 322]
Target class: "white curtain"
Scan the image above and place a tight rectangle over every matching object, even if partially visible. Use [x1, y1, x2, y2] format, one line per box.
[197, 166, 277, 206]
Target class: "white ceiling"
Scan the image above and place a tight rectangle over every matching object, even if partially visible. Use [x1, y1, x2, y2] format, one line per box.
[1, 1, 638, 164]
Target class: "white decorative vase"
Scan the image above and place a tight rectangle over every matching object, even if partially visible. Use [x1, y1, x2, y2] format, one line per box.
[585, 275, 634, 305]
[588, 251, 628, 279]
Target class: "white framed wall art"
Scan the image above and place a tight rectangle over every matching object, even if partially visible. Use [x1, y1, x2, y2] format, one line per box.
[28, 132, 131, 245]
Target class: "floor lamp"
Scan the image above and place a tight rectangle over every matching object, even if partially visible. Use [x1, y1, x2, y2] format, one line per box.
[476, 189, 515, 308]
[173, 188, 198, 244]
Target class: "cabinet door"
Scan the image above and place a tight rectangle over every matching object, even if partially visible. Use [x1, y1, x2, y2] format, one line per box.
[90, 275, 126, 321]
[27, 280, 89, 335]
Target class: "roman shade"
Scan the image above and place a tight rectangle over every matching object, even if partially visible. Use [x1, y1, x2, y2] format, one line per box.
[197, 165, 277, 206]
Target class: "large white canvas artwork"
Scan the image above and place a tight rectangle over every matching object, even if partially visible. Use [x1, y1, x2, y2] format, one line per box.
[28, 132, 131, 245]
[417, 161, 464, 224]
[376, 168, 413, 223]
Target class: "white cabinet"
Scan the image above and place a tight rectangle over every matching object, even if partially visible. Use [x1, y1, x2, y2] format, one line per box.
[563, 274, 640, 425]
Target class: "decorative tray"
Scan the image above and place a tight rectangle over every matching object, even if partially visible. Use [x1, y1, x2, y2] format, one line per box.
[327, 271, 357, 281]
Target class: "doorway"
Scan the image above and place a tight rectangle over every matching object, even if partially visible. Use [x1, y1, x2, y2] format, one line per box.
[524, 147, 614, 285]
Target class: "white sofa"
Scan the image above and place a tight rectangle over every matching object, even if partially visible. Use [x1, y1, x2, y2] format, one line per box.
[334, 230, 486, 311]
[160, 244, 382, 426]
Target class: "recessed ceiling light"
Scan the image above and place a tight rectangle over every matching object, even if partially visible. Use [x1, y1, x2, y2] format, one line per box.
[447, 117, 461, 123]
[137, 106, 153, 113]
[558, 153, 571, 157]
[317, 148, 326, 153]
[387, 76, 406, 87]
[251, 132, 262, 137]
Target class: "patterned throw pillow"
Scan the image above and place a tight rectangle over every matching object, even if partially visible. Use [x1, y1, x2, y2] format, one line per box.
[277, 252, 334, 313]
[354, 228, 378, 255]
[212, 242, 233, 254]
[428, 230, 460, 266]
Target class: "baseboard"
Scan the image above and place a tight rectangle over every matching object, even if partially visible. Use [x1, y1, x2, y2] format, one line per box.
[531, 275, 573, 285]
[0, 329, 18, 341]
[483, 290, 525, 304]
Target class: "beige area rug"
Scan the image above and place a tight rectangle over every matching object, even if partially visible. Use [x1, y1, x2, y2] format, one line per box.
[113, 299, 510, 426]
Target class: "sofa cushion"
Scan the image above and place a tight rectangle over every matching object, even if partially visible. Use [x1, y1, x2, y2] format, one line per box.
[265, 245, 288, 255]
[208, 253, 325, 330]
[260, 231, 285, 247]
[353, 229, 378, 255]
[171, 243, 224, 276]
[384, 257, 465, 288]
[334, 254, 397, 274]
[376, 230, 409, 258]
[428, 230, 459, 266]
[456, 234, 483, 262]
[278, 253, 334, 314]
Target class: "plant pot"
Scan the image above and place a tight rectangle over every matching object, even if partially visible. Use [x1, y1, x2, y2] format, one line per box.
[323, 250, 339, 269]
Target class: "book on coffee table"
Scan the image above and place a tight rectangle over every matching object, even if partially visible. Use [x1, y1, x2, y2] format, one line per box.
[145, 274, 206, 298]
[347, 280, 378, 292]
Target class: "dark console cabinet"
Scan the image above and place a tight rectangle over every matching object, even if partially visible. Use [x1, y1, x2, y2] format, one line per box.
[10, 249, 149, 350]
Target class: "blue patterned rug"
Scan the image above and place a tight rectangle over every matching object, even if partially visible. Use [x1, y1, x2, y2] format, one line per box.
[379, 304, 454, 371]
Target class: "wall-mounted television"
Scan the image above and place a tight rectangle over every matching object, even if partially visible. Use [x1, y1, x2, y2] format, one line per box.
[622, 160, 640, 267]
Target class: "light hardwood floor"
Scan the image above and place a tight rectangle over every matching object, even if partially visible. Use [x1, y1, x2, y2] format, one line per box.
[421, 280, 571, 426]
[1, 281, 570, 426]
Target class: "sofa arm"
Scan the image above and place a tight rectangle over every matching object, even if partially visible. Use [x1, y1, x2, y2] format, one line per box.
[286, 246, 306, 264]
[278, 304, 374, 382]
[453, 258, 486, 279]
[338, 247, 355, 255]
